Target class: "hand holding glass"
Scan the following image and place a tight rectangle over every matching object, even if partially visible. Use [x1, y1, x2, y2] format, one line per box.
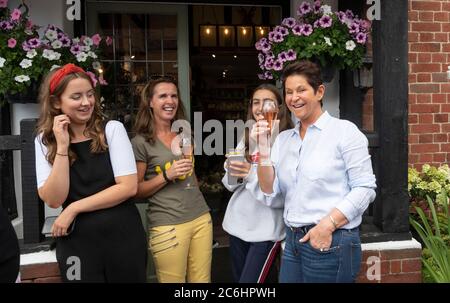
[259, 99, 278, 166]
[180, 136, 195, 189]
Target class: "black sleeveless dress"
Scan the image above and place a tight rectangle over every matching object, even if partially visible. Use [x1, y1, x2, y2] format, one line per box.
[56, 140, 147, 282]
[0, 205, 20, 283]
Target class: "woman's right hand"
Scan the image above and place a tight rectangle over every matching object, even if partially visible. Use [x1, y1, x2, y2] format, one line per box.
[166, 159, 193, 181]
[53, 115, 71, 150]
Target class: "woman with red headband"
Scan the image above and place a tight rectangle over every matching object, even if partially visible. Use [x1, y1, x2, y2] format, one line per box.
[34, 64, 147, 282]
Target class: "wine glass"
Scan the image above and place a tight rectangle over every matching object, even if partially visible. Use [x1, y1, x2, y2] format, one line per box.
[179, 135, 195, 189]
[259, 99, 278, 166]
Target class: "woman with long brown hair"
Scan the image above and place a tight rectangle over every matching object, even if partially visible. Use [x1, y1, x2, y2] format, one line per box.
[222, 83, 294, 283]
[131, 77, 212, 283]
[35, 64, 147, 282]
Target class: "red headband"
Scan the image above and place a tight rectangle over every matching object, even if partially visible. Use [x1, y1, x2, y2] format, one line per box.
[49, 63, 86, 94]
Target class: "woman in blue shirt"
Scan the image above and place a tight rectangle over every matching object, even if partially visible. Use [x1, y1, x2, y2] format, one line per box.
[256, 60, 377, 283]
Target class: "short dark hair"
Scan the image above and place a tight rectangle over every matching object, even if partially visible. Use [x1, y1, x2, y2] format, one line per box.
[281, 60, 324, 106]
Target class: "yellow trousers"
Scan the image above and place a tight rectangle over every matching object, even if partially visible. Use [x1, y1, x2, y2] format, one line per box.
[148, 212, 212, 283]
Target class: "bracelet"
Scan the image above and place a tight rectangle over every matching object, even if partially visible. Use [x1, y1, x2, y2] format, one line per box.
[56, 152, 68, 157]
[329, 215, 338, 229]
[162, 169, 171, 183]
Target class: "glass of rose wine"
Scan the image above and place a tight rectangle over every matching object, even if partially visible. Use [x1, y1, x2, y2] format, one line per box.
[179, 135, 195, 189]
[260, 99, 278, 166]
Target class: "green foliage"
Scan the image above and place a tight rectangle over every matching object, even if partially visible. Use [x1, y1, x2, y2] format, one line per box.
[409, 192, 450, 283]
[409, 164, 450, 205]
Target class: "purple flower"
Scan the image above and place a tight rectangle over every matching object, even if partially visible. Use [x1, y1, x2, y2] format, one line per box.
[286, 49, 297, 61]
[258, 73, 266, 80]
[0, 21, 10, 30]
[313, 20, 320, 28]
[264, 71, 274, 80]
[301, 24, 313, 36]
[47, 24, 58, 31]
[7, 38, 16, 48]
[273, 33, 284, 43]
[59, 36, 71, 47]
[70, 44, 82, 55]
[282, 17, 297, 28]
[348, 22, 359, 34]
[297, 2, 312, 16]
[319, 15, 332, 28]
[273, 60, 283, 71]
[268, 31, 275, 42]
[261, 42, 271, 53]
[278, 52, 288, 63]
[336, 11, 347, 23]
[292, 24, 302, 36]
[275, 26, 289, 36]
[264, 57, 274, 70]
[345, 9, 354, 19]
[10, 9, 21, 21]
[314, 0, 322, 13]
[360, 20, 371, 32]
[27, 38, 41, 48]
[22, 41, 31, 51]
[356, 32, 367, 44]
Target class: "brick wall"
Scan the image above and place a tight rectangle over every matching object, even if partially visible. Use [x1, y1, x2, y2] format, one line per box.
[20, 263, 62, 283]
[409, 0, 450, 169]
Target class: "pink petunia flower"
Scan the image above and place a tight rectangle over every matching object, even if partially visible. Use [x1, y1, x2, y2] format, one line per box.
[7, 38, 17, 48]
[11, 9, 21, 21]
[91, 34, 102, 46]
[106, 36, 113, 46]
[85, 71, 98, 87]
[0, 0, 8, 8]
[99, 76, 108, 85]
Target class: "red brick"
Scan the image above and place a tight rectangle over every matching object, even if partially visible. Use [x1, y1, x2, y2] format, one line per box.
[409, 114, 418, 124]
[434, 133, 448, 143]
[434, 33, 448, 42]
[434, 12, 449, 22]
[402, 259, 422, 273]
[431, 73, 448, 82]
[409, 154, 420, 164]
[419, 114, 433, 123]
[442, 24, 450, 32]
[410, 43, 440, 52]
[440, 84, 450, 93]
[432, 94, 447, 103]
[418, 134, 433, 143]
[410, 104, 440, 113]
[409, 32, 419, 43]
[433, 153, 447, 162]
[411, 1, 442, 11]
[443, 2, 450, 12]
[442, 43, 450, 52]
[409, 94, 417, 104]
[34, 276, 63, 283]
[435, 113, 448, 123]
[442, 123, 450, 132]
[411, 64, 441, 73]
[409, 53, 417, 63]
[411, 22, 441, 32]
[409, 83, 440, 93]
[417, 74, 431, 83]
[432, 53, 447, 63]
[20, 263, 60, 280]
[441, 105, 450, 113]
[390, 260, 401, 274]
[409, 134, 419, 144]
[441, 143, 450, 152]
[409, 11, 419, 21]
[418, 11, 434, 22]
[411, 124, 440, 134]
[418, 32, 434, 42]
[410, 143, 439, 153]
[409, 74, 417, 84]
[380, 273, 422, 283]
[419, 153, 433, 163]
[380, 261, 390, 275]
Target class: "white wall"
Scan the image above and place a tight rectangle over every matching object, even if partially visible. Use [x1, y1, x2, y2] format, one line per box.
[9, 0, 72, 238]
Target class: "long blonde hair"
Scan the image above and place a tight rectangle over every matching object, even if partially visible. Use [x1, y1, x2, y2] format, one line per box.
[133, 78, 187, 144]
[36, 67, 107, 165]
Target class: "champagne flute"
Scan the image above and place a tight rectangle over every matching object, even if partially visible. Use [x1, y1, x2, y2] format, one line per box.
[179, 135, 195, 189]
[260, 99, 278, 166]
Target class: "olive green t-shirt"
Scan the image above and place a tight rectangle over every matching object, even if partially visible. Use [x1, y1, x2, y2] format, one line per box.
[131, 134, 209, 227]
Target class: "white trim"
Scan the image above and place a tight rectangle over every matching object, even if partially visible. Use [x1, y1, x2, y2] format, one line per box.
[361, 238, 422, 251]
[20, 250, 57, 266]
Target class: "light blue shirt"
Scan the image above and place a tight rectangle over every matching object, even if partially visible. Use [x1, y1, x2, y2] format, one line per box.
[265, 111, 376, 229]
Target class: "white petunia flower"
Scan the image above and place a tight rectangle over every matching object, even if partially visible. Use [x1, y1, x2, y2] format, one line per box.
[19, 59, 32, 69]
[321, 5, 332, 15]
[51, 40, 63, 49]
[0, 57, 5, 68]
[26, 49, 37, 58]
[45, 29, 58, 41]
[345, 40, 356, 51]
[72, 38, 80, 44]
[14, 75, 31, 83]
[43, 49, 61, 61]
[87, 51, 97, 59]
[76, 52, 88, 62]
[92, 61, 101, 70]
[83, 37, 93, 46]
[324, 36, 332, 46]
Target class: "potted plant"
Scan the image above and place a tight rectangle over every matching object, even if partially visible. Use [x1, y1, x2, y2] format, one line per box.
[0, 1, 111, 104]
[255, 0, 371, 82]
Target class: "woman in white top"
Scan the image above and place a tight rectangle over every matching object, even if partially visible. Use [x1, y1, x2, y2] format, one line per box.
[222, 84, 293, 283]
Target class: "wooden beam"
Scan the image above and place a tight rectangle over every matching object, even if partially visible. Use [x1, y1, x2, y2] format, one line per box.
[0, 135, 22, 151]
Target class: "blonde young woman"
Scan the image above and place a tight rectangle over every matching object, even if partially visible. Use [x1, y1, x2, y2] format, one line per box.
[34, 64, 147, 282]
[131, 77, 212, 283]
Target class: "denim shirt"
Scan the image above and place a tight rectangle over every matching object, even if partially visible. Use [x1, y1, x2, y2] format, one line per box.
[265, 111, 377, 229]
